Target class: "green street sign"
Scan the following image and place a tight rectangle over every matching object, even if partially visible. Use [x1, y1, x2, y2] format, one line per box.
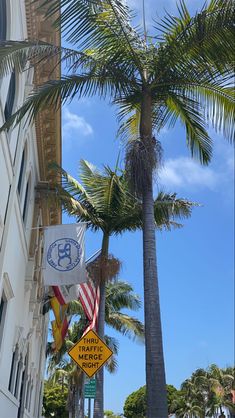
[84, 378, 96, 399]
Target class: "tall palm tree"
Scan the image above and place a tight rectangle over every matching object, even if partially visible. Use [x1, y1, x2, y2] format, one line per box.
[48, 279, 144, 418]
[0, 2, 234, 415]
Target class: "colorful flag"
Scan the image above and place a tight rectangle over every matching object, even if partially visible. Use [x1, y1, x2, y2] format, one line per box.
[50, 296, 68, 326]
[79, 251, 101, 333]
[51, 316, 71, 352]
[81, 282, 100, 335]
[43, 223, 86, 286]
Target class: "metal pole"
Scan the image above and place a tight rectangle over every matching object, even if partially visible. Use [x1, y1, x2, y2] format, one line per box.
[88, 398, 91, 418]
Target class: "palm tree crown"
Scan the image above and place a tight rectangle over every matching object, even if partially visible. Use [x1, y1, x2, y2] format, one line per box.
[0, 0, 234, 162]
[52, 159, 195, 233]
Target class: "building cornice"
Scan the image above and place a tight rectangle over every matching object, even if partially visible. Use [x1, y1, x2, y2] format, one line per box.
[25, 0, 61, 225]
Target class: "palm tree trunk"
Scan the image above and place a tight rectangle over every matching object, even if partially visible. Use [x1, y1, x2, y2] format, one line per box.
[74, 384, 79, 418]
[78, 375, 85, 418]
[93, 233, 109, 418]
[140, 90, 168, 417]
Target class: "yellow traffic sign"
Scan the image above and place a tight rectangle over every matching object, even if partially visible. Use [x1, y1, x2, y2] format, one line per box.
[68, 329, 113, 378]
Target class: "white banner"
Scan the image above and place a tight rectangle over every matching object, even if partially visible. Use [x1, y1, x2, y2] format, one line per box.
[43, 223, 86, 286]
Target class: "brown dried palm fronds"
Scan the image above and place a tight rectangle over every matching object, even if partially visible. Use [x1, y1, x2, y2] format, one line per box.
[87, 254, 121, 284]
[125, 136, 163, 197]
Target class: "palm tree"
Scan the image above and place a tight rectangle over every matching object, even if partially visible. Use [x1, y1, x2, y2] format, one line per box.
[49, 158, 194, 417]
[0, 2, 234, 415]
[174, 397, 203, 418]
[175, 366, 235, 418]
[206, 364, 235, 417]
[180, 373, 207, 418]
[47, 279, 144, 418]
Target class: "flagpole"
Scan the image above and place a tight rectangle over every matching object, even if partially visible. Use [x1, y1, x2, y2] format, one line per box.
[86, 249, 101, 264]
[27, 221, 90, 230]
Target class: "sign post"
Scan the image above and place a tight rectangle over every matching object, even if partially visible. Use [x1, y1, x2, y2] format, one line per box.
[68, 329, 113, 378]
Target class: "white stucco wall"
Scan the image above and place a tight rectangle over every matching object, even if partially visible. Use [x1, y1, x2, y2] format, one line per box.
[0, 2, 49, 417]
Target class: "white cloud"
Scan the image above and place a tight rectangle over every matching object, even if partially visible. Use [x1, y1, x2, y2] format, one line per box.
[158, 138, 234, 193]
[159, 157, 219, 190]
[62, 108, 93, 141]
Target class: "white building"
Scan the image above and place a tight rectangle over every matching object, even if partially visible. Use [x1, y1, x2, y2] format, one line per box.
[0, 1, 61, 417]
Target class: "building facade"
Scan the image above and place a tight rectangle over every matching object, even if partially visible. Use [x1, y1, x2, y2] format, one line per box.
[0, 1, 61, 417]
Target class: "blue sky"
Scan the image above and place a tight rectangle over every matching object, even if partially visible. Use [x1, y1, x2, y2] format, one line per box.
[61, 0, 234, 414]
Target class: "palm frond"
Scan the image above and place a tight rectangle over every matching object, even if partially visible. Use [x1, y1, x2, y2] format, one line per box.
[105, 355, 118, 373]
[104, 335, 119, 355]
[0, 40, 61, 77]
[182, 84, 235, 142]
[157, 0, 234, 74]
[154, 192, 198, 230]
[41, 0, 144, 76]
[165, 93, 212, 164]
[106, 312, 144, 341]
[0, 70, 131, 132]
[106, 280, 141, 311]
[42, 0, 128, 45]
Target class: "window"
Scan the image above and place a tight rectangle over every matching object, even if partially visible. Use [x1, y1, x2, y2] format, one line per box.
[26, 378, 33, 412]
[17, 369, 25, 418]
[17, 148, 26, 195]
[4, 70, 16, 121]
[17, 349, 29, 417]
[22, 178, 30, 223]
[14, 355, 23, 399]
[0, 290, 7, 347]
[8, 346, 18, 393]
[0, 274, 13, 350]
[3, 185, 11, 227]
[0, 0, 7, 41]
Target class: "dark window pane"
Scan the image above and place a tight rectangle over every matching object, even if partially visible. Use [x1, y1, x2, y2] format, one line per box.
[3, 185, 11, 225]
[8, 351, 16, 391]
[17, 369, 25, 418]
[18, 149, 25, 194]
[0, 296, 5, 325]
[0, 292, 7, 348]
[4, 71, 16, 121]
[14, 360, 21, 397]
[0, 0, 7, 41]
[23, 181, 29, 222]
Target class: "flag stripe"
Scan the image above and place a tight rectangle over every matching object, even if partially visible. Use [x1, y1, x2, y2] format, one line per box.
[79, 285, 94, 320]
[80, 281, 96, 307]
[52, 285, 66, 305]
[82, 285, 100, 335]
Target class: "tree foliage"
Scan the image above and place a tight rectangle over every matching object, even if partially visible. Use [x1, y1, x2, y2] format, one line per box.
[49, 159, 196, 234]
[123, 365, 235, 418]
[43, 381, 68, 418]
[123, 384, 180, 417]
[104, 410, 122, 418]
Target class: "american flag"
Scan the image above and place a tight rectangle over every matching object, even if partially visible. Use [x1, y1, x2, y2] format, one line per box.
[79, 251, 101, 334]
[80, 279, 100, 334]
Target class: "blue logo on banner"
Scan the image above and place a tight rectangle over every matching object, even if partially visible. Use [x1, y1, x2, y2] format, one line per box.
[47, 238, 81, 271]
